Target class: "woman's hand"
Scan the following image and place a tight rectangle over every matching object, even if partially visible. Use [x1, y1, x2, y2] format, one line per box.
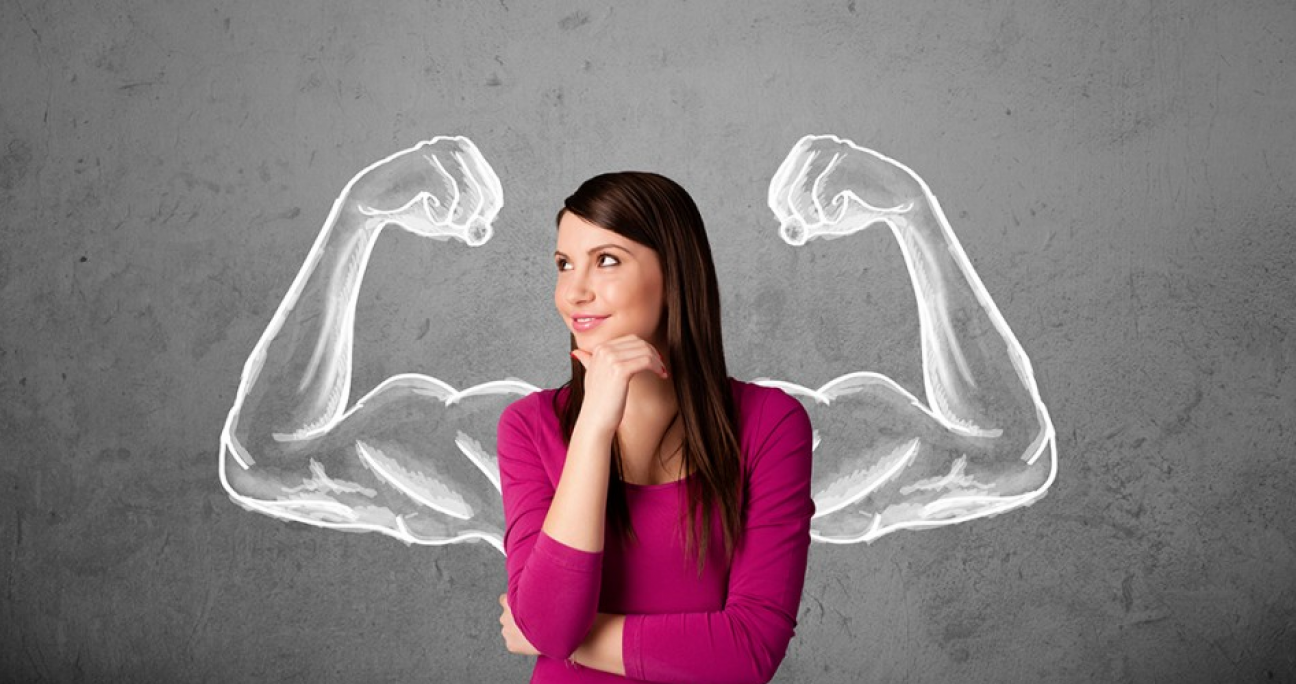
[569, 334, 670, 435]
[499, 593, 541, 656]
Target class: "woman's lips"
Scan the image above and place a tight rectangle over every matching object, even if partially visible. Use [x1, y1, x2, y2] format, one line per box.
[572, 315, 609, 332]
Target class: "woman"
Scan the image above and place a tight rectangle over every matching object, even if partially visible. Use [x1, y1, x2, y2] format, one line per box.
[218, 134, 1053, 679]
[216, 134, 1051, 681]
[496, 171, 815, 683]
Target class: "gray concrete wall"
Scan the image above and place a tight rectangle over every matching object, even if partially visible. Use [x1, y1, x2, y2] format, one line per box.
[2, 1, 1293, 682]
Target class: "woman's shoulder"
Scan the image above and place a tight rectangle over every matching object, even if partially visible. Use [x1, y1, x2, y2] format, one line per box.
[728, 380, 813, 479]
[500, 384, 570, 434]
[497, 387, 567, 465]
[502, 385, 562, 417]
[728, 377, 807, 422]
[728, 378, 811, 457]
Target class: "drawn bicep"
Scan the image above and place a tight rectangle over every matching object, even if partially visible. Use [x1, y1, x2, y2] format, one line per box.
[221, 376, 539, 553]
[754, 374, 1053, 544]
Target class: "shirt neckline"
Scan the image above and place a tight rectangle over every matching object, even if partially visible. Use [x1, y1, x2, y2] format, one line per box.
[621, 469, 697, 490]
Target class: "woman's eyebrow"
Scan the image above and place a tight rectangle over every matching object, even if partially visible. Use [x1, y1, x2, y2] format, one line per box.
[554, 244, 631, 257]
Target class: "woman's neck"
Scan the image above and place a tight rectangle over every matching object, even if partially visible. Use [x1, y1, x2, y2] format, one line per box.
[622, 372, 678, 423]
[614, 372, 684, 483]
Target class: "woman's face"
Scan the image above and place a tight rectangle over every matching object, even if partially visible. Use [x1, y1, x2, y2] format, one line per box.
[554, 211, 667, 354]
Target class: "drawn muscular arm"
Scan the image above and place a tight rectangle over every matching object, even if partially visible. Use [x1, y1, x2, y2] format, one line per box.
[767, 134, 1057, 543]
[219, 137, 519, 552]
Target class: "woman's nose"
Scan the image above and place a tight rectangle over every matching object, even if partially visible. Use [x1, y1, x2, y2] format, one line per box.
[564, 274, 593, 305]
[565, 289, 592, 307]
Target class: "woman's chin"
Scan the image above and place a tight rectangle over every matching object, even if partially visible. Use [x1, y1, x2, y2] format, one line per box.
[572, 326, 613, 343]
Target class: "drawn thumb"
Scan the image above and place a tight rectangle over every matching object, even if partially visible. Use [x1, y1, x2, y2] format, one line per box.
[571, 349, 590, 369]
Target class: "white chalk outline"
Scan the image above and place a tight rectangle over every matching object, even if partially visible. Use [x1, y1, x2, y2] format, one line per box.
[219, 133, 1057, 555]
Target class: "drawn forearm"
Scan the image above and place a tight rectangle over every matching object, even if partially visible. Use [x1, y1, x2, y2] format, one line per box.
[889, 192, 1047, 441]
[229, 202, 378, 457]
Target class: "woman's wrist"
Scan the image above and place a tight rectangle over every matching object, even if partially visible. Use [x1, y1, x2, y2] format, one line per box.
[572, 416, 618, 447]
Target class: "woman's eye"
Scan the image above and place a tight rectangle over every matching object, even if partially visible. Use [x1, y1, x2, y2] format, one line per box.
[556, 254, 619, 271]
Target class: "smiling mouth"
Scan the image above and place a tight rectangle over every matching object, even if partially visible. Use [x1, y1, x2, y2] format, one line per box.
[572, 315, 609, 331]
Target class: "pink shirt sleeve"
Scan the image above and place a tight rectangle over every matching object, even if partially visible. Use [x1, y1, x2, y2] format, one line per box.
[622, 388, 816, 684]
[497, 397, 604, 660]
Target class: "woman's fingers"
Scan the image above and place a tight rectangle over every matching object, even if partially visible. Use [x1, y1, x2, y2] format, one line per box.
[585, 335, 667, 377]
[497, 593, 538, 656]
[575, 334, 670, 432]
[599, 347, 666, 379]
[572, 347, 663, 378]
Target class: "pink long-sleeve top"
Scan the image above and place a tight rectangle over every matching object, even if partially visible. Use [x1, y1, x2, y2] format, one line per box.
[498, 377, 815, 684]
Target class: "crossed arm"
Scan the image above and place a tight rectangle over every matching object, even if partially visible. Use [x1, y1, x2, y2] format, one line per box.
[498, 391, 815, 684]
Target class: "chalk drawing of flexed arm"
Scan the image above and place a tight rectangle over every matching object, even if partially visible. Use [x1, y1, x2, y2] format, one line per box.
[220, 137, 521, 553]
[221, 133, 1056, 552]
[766, 134, 1057, 543]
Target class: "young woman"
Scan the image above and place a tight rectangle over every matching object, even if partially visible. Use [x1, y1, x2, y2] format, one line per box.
[496, 171, 815, 683]
[218, 134, 1052, 680]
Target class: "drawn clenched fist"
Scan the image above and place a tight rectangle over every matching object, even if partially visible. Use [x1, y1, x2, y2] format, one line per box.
[345, 135, 503, 245]
[768, 133, 923, 246]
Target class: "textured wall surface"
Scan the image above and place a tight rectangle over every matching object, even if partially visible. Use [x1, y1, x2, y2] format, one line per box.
[2, 1, 1294, 682]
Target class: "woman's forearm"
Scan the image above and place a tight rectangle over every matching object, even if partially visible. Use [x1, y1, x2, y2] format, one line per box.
[540, 417, 615, 552]
[570, 613, 627, 676]
[504, 417, 613, 658]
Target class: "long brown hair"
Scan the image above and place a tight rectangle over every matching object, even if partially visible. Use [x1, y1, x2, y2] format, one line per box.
[552, 171, 744, 575]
